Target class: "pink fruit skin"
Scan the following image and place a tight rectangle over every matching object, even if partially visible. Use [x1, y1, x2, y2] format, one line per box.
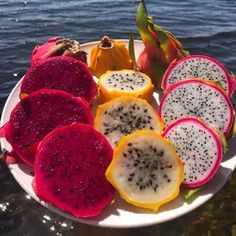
[159, 78, 234, 137]
[31, 37, 87, 66]
[161, 55, 235, 97]
[21, 56, 97, 103]
[1, 89, 93, 167]
[163, 117, 223, 188]
[33, 123, 115, 218]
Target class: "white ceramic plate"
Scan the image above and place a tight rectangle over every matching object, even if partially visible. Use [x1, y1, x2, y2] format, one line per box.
[1, 40, 236, 228]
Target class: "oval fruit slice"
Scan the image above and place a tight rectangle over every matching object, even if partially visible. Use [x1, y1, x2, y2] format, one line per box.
[163, 117, 223, 188]
[105, 130, 184, 210]
[33, 123, 115, 218]
[98, 70, 154, 103]
[95, 96, 164, 147]
[0, 89, 93, 167]
[159, 78, 234, 137]
[21, 56, 96, 102]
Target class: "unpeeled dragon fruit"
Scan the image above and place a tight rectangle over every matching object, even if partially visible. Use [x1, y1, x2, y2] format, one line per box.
[33, 123, 115, 218]
[0, 89, 93, 167]
[21, 56, 97, 103]
[163, 117, 223, 188]
[31, 37, 87, 66]
[159, 78, 234, 137]
[162, 55, 235, 97]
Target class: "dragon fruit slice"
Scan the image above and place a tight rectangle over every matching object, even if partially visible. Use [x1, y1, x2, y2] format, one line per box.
[95, 96, 164, 147]
[162, 55, 235, 97]
[31, 37, 87, 66]
[163, 117, 223, 187]
[105, 130, 184, 210]
[0, 89, 93, 167]
[21, 56, 96, 102]
[98, 70, 154, 103]
[159, 78, 234, 137]
[33, 123, 115, 218]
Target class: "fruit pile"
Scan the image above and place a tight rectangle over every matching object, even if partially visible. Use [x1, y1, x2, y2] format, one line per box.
[0, 0, 235, 219]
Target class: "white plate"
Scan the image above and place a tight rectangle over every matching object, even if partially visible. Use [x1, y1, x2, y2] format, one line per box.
[1, 40, 236, 228]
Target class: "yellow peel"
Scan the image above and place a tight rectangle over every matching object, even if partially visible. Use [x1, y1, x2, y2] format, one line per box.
[105, 130, 184, 210]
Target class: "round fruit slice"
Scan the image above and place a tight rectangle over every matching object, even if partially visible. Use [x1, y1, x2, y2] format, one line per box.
[98, 70, 154, 103]
[161, 55, 235, 97]
[163, 117, 223, 188]
[33, 123, 115, 218]
[95, 96, 164, 147]
[21, 56, 96, 102]
[159, 78, 234, 137]
[0, 89, 93, 167]
[105, 130, 184, 210]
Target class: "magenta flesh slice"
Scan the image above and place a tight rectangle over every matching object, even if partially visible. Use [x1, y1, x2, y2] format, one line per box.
[2, 89, 93, 167]
[33, 123, 115, 218]
[21, 56, 97, 102]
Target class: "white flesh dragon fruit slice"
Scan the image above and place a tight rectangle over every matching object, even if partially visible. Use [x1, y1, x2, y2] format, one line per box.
[159, 78, 234, 137]
[95, 96, 164, 147]
[163, 117, 223, 188]
[162, 55, 235, 97]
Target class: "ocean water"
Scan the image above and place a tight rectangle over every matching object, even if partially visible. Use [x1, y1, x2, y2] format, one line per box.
[0, 0, 236, 235]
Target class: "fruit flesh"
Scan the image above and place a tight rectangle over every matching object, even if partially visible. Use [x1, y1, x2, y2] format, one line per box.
[162, 55, 235, 96]
[98, 70, 154, 103]
[21, 56, 96, 102]
[159, 78, 234, 137]
[95, 96, 164, 147]
[105, 130, 184, 210]
[3, 89, 93, 167]
[163, 117, 223, 188]
[34, 123, 115, 218]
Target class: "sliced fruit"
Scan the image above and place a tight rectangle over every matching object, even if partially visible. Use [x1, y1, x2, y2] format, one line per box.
[95, 96, 164, 147]
[162, 54, 235, 97]
[0, 89, 93, 167]
[163, 117, 223, 188]
[33, 123, 115, 218]
[21, 56, 96, 102]
[159, 78, 234, 137]
[105, 130, 184, 210]
[98, 70, 154, 103]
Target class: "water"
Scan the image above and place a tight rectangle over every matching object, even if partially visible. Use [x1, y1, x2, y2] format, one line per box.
[0, 0, 236, 235]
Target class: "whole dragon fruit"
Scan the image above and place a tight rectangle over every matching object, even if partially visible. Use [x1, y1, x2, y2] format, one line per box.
[136, 0, 189, 89]
[31, 37, 87, 66]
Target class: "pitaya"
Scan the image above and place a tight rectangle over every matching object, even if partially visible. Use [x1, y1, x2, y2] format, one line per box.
[31, 37, 87, 66]
[33, 123, 115, 218]
[163, 117, 223, 187]
[105, 130, 184, 210]
[162, 54, 235, 97]
[21, 56, 97, 103]
[95, 96, 164, 147]
[0, 89, 93, 167]
[159, 78, 234, 137]
[136, 0, 189, 89]
[97, 70, 154, 103]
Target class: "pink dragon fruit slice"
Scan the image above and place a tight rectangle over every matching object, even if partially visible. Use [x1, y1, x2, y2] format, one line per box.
[33, 122, 115, 218]
[162, 55, 235, 97]
[159, 78, 234, 137]
[21, 56, 97, 102]
[163, 117, 223, 188]
[0, 89, 93, 167]
[31, 37, 87, 66]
